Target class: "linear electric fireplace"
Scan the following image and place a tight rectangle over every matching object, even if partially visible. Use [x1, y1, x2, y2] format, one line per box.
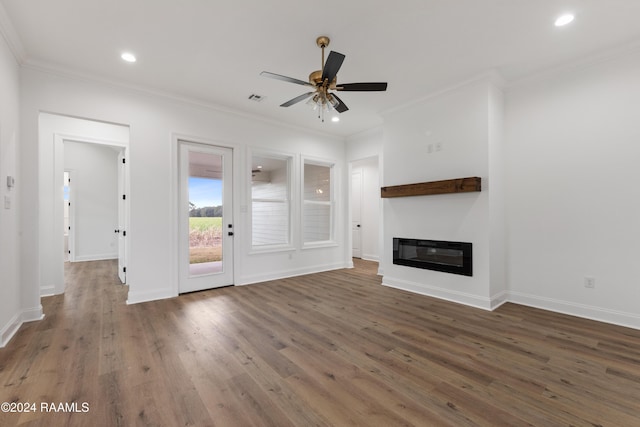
[393, 238, 473, 276]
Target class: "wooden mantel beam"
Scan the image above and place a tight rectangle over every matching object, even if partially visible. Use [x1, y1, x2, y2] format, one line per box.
[380, 177, 481, 198]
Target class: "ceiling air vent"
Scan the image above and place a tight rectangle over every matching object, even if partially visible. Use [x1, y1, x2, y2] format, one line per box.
[248, 94, 265, 102]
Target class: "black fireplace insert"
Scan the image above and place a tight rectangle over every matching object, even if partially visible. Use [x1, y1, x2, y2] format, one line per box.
[393, 238, 472, 276]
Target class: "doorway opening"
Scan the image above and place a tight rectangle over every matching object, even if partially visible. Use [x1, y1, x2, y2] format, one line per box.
[350, 156, 381, 262]
[41, 112, 130, 297]
[61, 141, 127, 284]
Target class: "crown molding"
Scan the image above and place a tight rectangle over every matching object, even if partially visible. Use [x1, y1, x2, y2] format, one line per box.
[379, 70, 506, 118]
[346, 125, 383, 142]
[506, 39, 640, 89]
[21, 57, 344, 142]
[0, 2, 26, 63]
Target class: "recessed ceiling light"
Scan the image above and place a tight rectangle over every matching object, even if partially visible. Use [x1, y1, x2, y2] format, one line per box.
[121, 52, 137, 63]
[555, 13, 575, 27]
[331, 116, 340, 123]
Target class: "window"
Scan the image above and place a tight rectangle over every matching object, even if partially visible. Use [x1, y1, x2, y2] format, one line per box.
[251, 153, 292, 249]
[303, 160, 334, 245]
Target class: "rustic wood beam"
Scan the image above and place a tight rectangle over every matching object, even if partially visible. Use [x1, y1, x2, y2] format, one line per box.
[380, 176, 481, 198]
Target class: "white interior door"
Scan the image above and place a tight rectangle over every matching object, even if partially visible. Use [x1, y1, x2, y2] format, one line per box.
[352, 169, 362, 258]
[179, 141, 234, 293]
[117, 150, 126, 283]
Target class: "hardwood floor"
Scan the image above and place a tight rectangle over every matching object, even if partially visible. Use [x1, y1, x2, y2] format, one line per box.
[1, 259, 640, 426]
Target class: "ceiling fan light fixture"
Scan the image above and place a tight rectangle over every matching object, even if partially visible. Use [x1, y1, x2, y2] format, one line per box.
[307, 95, 320, 110]
[328, 94, 339, 109]
[260, 36, 387, 122]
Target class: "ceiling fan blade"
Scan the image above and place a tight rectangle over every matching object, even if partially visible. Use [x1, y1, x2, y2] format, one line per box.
[321, 51, 345, 83]
[331, 93, 349, 113]
[337, 82, 388, 91]
[280, 92, 315, 107]
[260, 71, 315, 87]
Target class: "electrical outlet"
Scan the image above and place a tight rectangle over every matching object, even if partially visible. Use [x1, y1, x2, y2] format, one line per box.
[584, 277, 595, 289]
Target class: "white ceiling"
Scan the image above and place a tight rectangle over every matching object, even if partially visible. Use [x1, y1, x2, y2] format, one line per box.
[2, 0, 640, 137]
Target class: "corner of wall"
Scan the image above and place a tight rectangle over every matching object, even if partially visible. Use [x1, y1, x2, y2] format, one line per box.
[0, 313, 22, 348]
[0, 306, 44, 348]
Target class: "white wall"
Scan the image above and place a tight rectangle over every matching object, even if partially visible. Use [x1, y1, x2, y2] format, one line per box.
[505, 49, 640, 328]
[0, 28, 28, 347]
[64, 141, 119, 262]
[488, 83, 507, 305]
[380, 76, 505, 310]
[346, 127, 383, 161]
[20, 67, 348, 308]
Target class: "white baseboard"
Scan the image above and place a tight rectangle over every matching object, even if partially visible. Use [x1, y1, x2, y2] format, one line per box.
[378, 277, 640, 330]
[22, 305, 45, 322]
[509, 291, 640, 330]
[74, 253, 118, 262]
[237, 262, 349, 286]
[127, 287, 176, 305]
[382, 275, 493, 311]
[40, 284, 56, 297]
[1, 313, 22, 348]
[362, 254, 380, 262]
[490, 290, 509, 310]
[1, 305, 44, 348]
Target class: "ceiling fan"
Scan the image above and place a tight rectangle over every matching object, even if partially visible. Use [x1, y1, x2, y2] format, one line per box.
[260, 36, 388, 122]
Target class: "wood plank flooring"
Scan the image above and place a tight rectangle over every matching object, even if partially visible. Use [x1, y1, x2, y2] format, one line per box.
[1, 259, 640, 426]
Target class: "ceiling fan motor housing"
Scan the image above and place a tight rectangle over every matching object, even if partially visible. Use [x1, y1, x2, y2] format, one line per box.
[309, 70, 337, 88]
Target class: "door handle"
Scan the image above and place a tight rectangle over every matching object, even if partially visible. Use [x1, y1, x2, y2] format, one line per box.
[357, 224, 361, 228]
[228, 232, 234, 236]
[115, 229, 120, 233]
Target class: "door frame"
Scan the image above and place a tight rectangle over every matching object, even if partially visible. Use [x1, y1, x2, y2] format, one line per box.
[171, 134, 239, 296]
[348, 155, 382, 267]
[64, 169, 76, 263]
[53, 133, 130, 293]
[351, 168, 363, 259]
[117, 150, 127, 283]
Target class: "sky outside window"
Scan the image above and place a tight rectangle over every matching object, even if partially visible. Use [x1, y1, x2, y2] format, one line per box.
[189, 177, 222, 208]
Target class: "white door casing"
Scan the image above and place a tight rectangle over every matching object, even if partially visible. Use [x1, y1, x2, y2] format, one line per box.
[352, 169, 363, 258]
[117, 150, 127, 283]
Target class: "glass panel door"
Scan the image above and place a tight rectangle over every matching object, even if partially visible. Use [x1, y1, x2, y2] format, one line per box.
[179, 141, 233, 293]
